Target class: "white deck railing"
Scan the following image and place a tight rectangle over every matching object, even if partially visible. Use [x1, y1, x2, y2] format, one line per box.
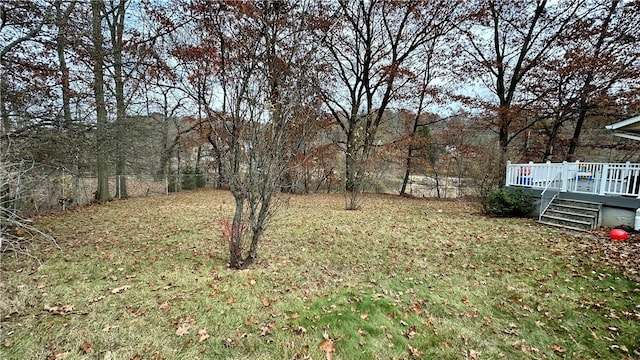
[539, 171, 562, 221]
[506, 161, 640, 198]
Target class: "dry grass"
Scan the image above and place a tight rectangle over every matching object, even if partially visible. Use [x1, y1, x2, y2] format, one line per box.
[1, 190, 639, 359]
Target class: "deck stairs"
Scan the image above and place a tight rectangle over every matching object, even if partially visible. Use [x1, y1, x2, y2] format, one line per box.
[538, 198, 603, 232]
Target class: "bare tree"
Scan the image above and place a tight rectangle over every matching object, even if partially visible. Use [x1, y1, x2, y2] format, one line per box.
[455, 0, 584, 181]
[177, 1, 318, 268]
[316, 0, 459, 208]
[90, 0, 110, 202]
[563, 0, 640, 158]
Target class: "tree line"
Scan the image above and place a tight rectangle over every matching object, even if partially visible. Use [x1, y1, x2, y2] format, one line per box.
[2, 0, 639, 267]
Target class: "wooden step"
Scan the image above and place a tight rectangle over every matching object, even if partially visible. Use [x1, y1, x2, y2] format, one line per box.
[539, 197, 602, 232]
[544, 209, 596, 222]
[540, 214, 592, 227]
[553, 198, 602, 210]
[537, 220, 589, 232]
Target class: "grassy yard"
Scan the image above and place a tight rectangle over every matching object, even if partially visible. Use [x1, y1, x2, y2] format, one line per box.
[1, 190, 639, 359]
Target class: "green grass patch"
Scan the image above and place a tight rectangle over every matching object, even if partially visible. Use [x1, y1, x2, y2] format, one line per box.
[1, 190, 638, 359]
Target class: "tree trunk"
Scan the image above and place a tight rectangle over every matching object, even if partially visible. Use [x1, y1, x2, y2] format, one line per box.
[243, 194, 271, 269]
[55, 0, 75, 129]
[111, 0, 128, 199]
[567, 107, 587, 159]
[497, 116, 510, 186]
[91, 0, 110, 202]
[543, 119, 563, 161]
[0, 77, 9, 136]
[228, 192, 245, 269]
[399, 152, 412, 196]
[344, 123, 359, 193]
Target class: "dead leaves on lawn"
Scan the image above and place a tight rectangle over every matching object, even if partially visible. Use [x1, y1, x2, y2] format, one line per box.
[197, 328, 210, 342]
[317, 332, 336, 360]
[579, 229, 640, 281]
[79, 341, 93, 354]
[44, 304, 75, 315]
[174, 315, 195, 337]
[111, 285, 131, 294]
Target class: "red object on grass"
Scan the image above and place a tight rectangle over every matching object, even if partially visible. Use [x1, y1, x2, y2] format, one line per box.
[610, 228, 628, 241]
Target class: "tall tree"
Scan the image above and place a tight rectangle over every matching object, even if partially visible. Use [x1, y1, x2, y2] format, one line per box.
[563, 0, 640, 157]
[522, 1, 640, 161]
[317, 0, 458, 208]
[90, 0, 110, 202]
[105, 0, 130, 198]
[456, 0, 584, 181]
[397, 36, 452, 195]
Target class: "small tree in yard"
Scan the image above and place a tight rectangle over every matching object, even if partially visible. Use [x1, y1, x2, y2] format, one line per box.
[176, 1, 319, 269]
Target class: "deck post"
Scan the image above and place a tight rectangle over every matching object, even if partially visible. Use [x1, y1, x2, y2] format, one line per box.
[506, 161, 511, 186]
[633, 161, 640, 199]
[561, 161, 568, 192]
[599, 163, 608, 195]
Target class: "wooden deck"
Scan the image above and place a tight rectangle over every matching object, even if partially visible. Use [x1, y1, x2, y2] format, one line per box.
[506, 161, 640, 199]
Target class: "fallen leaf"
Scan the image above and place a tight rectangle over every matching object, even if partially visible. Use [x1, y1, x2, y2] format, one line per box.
[408, 344, 423, 358]
[126, 307, 145, 317]
[550, 344, 566, 353]
[111, 285, 131, 294]
[292, 326, 307, 335]
[260, 322, 274, 336]
[469, 349, 481, 359]
[45, 304, 74, 315]
[506, 295, 522, 303]
[318, 338, 335, 360]
[261, 297, 271, 307]
[150, 352, 164, 360]
[360, 313, 368, 320]
[222, 338, 236, 348]
[79, 341, 92, 354]
[413, 302, 423, 314]
[609, 344, 629, 353]
[176, 323, 191, 336]
[3, 339, 14, 347]
[46, 351, 70, 360]
[130, 353, 142, 360]
[158, 302, 171, 312]
[405, 325, 417, 339]
[198, 328, 210, 342]
[227, 296, 235, 304]
[88, 295, 106, 304]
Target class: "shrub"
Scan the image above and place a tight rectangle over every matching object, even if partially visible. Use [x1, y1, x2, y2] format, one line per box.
[194, 168, 206, 188]
[181, 166, 196, 190]
[485, 188, 534, 217]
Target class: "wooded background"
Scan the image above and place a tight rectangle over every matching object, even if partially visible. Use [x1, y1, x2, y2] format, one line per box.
[2, 0, 640, 213]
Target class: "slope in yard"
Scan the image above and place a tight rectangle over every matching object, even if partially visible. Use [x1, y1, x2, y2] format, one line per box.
[1, 190, 639, 359]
